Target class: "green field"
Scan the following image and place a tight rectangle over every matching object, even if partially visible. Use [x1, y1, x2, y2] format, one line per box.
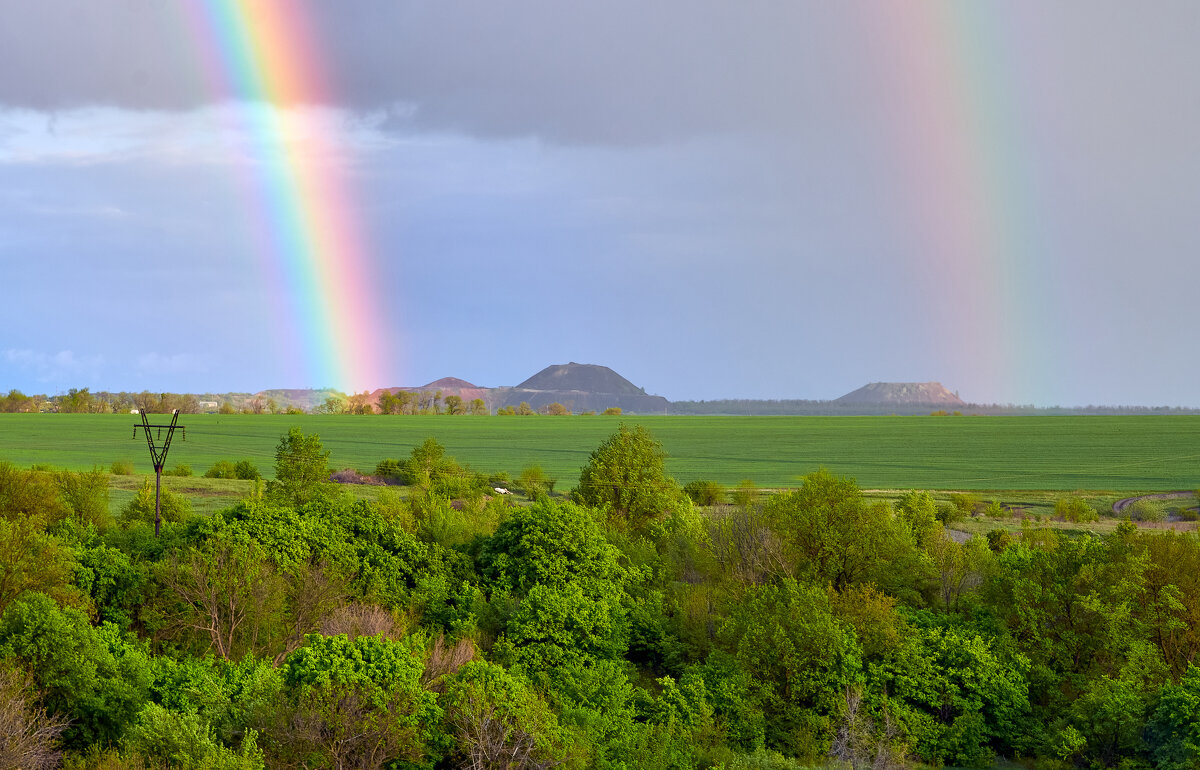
[1, 413, 1198, 492]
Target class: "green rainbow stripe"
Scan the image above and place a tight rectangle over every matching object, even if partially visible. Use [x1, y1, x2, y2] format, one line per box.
[182, 0, 387, 392]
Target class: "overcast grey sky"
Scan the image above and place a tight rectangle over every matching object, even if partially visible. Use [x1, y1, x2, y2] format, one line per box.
[2, 1, 1199, 406]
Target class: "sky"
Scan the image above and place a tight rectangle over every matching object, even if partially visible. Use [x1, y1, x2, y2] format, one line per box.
[1, 1, 1199, 407]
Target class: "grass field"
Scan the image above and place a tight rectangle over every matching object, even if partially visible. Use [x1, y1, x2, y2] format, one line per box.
[1, 413, 1198, 493]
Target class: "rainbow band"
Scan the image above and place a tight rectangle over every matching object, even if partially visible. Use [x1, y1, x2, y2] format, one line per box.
[862, 5, 1048, 401]
[183, 0, 385, 392]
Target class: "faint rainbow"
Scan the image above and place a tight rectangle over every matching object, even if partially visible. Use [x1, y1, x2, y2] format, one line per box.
[179, 0, 387, 393]
[862, 5, 1048, 403]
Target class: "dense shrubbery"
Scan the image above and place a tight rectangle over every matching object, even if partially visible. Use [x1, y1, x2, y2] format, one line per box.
[203, 459, 261, 480]
[6, 428, 1200, 768]
[1056, 496, 1100, 522]
[684, 478, 726, 506]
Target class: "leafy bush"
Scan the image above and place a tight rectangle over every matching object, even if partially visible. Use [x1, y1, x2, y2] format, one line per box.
[684, 479, 726, 506]
[517, 465, 557, 499]
[110, 460, 135, 476]
[730, 480, 758, 508]
[204, 459, 260, 481]
[727, 748, 818, 770]
[121, 480, 192, 526]
[123, 703, 264, 769]
[1055, 497, 1099, 523]
[375, 458, 403, 479]
[949, 492, 979, 517]
[986, 529, 1014, 552]
[55, 467, 111, 528]
[233, 460, 260, 480]
[163, 464, 192, 477]
[984, 500, 1007, 518]
[204, 460, 237, 480]
[1127, 499, 1167, 523]
[936, 502, 966, 525]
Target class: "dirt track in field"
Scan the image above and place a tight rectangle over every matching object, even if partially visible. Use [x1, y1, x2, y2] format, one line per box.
[1112, 490, 1195, 514]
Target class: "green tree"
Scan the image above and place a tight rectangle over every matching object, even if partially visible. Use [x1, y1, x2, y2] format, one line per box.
[895, 490, 941, 549]
[469, 398, 488, 416]
[59, 387, 95, 413]
[122, 480, 192, 527]
[123, 702, 265, 769]
[152, 534, 287, 661]
[0, 592, 154, 748]
[764, 470, 924, 596]
[313, 396, 347, 415]
[1127, 498, 1166, 522]
[1055, 497, 1099, 523]
[400, 437, 461, 490]
[267, 428, 332, 507]
[0, 462, 65, 524]
[0, 389, 34, 413]
[443, 394, 464, 415]
[233, 459, 261, 481]
[55, 467, 111, 529]
[0, 513, 82, 617]
[683, 479, 725, 506]
[205, 460, 238, 479]
[278, 633, 440, 768]
[1147, 664, 1200, 770]
[516, 465, 556, 500]
[718, 578, 862, 757]
[878, 618, 1031, 766]
[572, 424, 684, 531]
[442, 661, 566, 770]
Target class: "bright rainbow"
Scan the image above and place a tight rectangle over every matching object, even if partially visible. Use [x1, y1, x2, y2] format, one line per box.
[180, 0, 387, 393]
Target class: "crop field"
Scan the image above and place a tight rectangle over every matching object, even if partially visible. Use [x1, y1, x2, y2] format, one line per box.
[1, 413, 1198, 493]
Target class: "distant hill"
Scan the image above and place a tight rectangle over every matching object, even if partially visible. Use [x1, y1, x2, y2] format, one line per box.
[363, 363, 669, 414]
[424, 377, 479, 390]
[500, 362, 669, 414]
[516, 363, 645, 395]
[834, 382, 965, 406]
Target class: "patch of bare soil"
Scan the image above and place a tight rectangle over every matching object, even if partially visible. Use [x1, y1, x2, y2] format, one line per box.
[329, 469, 395, 486]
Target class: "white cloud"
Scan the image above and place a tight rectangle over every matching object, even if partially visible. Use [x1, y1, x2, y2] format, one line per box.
[0, 103, 406, 169]
[134, 352, 209, 376]
[3, 349, 105, 386]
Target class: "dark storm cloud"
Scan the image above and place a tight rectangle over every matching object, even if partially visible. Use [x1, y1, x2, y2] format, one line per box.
[0, 1, 860, 143]
[5, 1, 1199, 149]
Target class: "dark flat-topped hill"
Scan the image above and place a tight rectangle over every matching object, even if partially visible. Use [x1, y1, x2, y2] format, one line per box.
[834, 382, 965, 406]
[515, 363, 645, 395]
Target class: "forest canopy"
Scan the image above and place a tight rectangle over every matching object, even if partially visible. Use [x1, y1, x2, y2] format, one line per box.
[1, 427, 1199, 769]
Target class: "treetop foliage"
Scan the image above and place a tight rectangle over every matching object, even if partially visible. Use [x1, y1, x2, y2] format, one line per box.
[5, 425, 1200, 767]
[572, 422, 685, 531]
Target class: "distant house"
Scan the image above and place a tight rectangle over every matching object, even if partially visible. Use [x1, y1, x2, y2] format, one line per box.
[198, 401, 219, 411]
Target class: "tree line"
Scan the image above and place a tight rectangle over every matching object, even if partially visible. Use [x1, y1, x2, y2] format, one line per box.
[1, 387, 627, 417]
[2, 425, 1200, 768]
